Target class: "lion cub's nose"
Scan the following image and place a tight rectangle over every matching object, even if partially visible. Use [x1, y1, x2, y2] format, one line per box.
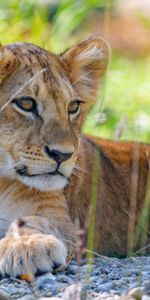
[44, 145, 73, 164]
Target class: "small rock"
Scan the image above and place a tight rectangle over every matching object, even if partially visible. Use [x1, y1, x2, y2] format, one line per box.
[128, 257, 139, 263]
[7, 286, 25, 295]
[18, 296, 35, 300]
[125, 269, 141, 276]
[40, 298, 61, 300]
[0, 279, 11, 284]
[129, 283, 140, 290]
[96, 277, 108, 285]
[80, 265, 91, 273]
[0, 290, 11, 300]
[93, 269, 101, 276]
[100, 267, 108, 274]
[69, 260, 78, 265]
[90, 276, 98, 282]
[56, 274, 73, 284]
[96, 282, 115, 292]
[67, 265, 79, 274]
[115, 278, 128, 287]
[63, 283, 86, 300]
[143, 280, 150, 287]
[142, 296, 150, 300]
[36, 273, 56, 289]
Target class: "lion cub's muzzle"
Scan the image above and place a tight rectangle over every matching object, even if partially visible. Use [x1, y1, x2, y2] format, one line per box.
[44, 146, 73, 165]
[16, 146, 73, 178]
[13, 142, 75, 190]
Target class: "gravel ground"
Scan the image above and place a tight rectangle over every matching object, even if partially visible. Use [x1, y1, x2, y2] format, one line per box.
[0, 256, 150, 299]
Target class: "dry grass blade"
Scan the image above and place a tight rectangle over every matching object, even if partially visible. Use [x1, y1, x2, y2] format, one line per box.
[0, 68, 46, 112]
[113, 116, 127, 140]
[127, 143, 139, 254]
[87, 146, 100, 265]
[135, 243, 150, 255]
[134, 158, 150, 254]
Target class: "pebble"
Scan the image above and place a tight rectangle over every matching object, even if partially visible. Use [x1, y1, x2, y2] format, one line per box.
[67, 264, 79, 274]
[36, 273, 56, 289]
[125, 269, 141, 276]
[40, 298, 61, 300]
[96, 282, 115, 292]
[142, 296, 150, 300]
[18, 296, 35, 300]
[0, 289, 11, 300]
[56, 274, 73, 284]
[0, 256, 150, 299]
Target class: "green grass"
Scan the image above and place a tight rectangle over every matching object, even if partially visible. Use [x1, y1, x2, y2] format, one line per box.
[84, 53, 150, 143]
[1, 0, 150, 143]
[1, 0, 150, 260]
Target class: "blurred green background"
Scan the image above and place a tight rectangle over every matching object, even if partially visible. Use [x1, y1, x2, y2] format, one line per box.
[1, 0, 150, 142]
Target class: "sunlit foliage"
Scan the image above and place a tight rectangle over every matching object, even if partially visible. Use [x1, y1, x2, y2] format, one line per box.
[0, 0, 150, 142]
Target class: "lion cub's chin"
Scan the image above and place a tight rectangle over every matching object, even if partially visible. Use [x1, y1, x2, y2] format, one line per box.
[17, 174, 68, 191]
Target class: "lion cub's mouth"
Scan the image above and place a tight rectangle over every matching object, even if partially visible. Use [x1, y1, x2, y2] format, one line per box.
[14, 164, 69, 191]
[16, 165, 64, 178]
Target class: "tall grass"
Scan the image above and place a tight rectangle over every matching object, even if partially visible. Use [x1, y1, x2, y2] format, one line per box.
[1, 0, 150, 264]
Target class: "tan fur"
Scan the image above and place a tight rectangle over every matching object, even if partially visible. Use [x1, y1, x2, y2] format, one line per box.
[0, 35, 149, 277]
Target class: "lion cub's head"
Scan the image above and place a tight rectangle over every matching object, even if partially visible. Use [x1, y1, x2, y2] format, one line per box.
[0, 36, 110, 191]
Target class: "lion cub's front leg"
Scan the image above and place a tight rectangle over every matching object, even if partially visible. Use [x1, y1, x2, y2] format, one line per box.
[0, 214, 75, 277]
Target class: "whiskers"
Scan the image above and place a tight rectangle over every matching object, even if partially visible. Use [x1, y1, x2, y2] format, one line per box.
[68, 162, 88, 184]
[74, 162, 88, 174]
[71, 169, 80, 180]
[0, 159, 21, 177]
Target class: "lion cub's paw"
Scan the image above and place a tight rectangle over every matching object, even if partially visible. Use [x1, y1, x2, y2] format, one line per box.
[0, 233, 67, 277]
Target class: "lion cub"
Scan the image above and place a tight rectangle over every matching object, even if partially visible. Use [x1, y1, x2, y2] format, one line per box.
[0, 36, 149, 277]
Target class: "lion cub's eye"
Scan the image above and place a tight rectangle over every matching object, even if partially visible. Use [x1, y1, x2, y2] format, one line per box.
[12, 97, 38, 115]
[68, 100, 81, 115]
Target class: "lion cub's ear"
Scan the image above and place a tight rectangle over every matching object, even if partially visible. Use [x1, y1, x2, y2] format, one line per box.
[0, 45, 16, 84]
[62, 35, 110, 103]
